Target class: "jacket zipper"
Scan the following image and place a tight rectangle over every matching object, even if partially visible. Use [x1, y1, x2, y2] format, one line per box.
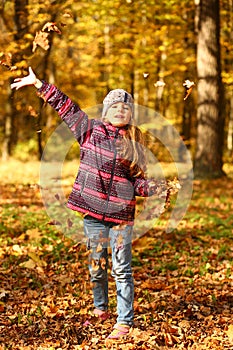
[102, 128, 119, 220]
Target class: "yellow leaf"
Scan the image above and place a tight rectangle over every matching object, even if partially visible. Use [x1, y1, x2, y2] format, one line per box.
[227, 324, 233, 343]
[20, 259, 36, 269]
[96, 243, 102, 253]
[28, 252, 47, 267]
[25, 228, 42, 239]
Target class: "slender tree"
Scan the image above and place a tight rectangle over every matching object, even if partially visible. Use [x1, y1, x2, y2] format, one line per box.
[1, 0, 29, 160]
[194, 0, 225, 178]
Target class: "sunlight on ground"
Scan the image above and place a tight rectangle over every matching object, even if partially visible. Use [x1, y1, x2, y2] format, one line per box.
[0, 158, 194, 184]
[223, 162, 233, 178]
[0, 158, 233, 186]
[0, 159, 78, 185]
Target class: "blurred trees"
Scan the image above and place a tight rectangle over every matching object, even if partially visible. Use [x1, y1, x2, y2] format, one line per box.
[0, 0, 232, 178]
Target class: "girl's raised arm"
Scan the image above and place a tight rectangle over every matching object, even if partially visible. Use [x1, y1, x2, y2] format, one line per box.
[11, 67, 42, 90]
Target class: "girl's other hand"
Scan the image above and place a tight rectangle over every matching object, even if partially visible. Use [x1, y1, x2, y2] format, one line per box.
[10, 67, 42, 90]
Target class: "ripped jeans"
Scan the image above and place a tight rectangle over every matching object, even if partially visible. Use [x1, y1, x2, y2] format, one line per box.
[84, 216, 134, 326]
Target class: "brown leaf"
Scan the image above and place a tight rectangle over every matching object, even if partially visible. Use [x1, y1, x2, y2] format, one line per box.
[42, 22, 62, 34]
[100, 257, 106, 270]
[91, 259, 99, 271]
[47, 219, 62, 226]
[0, 53, 17, 71]
[67, 218, 73, 228]
[32, 31, 50, 52]
[32, 21, 61, 53]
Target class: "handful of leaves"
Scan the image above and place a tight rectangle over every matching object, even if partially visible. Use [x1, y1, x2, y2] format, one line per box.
[145, 177, 181, 220]
[165, 177, 181, 209]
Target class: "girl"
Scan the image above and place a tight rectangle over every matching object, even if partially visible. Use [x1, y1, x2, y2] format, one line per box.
[11, 67, 167, 342]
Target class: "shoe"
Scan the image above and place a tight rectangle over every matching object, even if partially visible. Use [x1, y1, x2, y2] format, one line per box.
[93, 308, 110, 321]
[83, 308, 110, 326]
[105, 323, 130, 341]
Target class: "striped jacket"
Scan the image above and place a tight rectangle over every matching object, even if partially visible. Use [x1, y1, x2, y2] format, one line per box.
[38, 82, 161, 225]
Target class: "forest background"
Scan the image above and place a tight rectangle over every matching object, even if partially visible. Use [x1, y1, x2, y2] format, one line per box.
[0, 0, 232, 179]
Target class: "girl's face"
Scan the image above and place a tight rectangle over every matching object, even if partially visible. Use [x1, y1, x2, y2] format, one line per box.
[105, 102, 132, 127]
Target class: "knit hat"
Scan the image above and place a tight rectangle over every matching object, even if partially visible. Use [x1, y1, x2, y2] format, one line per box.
[102, 89, 134, 117]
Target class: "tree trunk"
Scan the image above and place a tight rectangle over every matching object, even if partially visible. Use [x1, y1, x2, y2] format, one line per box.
[194, 0, 225, 178]
[1, 0, 29, 160]
[1, 90, 12, 161]
[227, 93, 233, 157]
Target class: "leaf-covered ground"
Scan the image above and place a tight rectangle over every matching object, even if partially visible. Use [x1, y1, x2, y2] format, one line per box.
[0, 160, 233, 349]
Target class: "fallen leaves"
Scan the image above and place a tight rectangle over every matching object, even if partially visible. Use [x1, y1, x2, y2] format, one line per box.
[226, 324, 233, 343]
[1, 172, 233, 349]
[161, 321, 184, 346]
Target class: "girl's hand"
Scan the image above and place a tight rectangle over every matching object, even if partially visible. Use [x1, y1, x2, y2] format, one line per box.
[10, 67, 42, 90]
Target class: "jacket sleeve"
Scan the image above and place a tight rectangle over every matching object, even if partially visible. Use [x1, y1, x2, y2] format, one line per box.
[37, 81, 90, 145]
[133, 176, 168, 199]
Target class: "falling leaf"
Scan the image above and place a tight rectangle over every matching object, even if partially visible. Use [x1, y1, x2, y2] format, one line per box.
[67, 218, 73, 228]
[42, 22, 61, 34]
[0, 53, 17, 71]
[63, 12, 73, 18]
[32, 22, 61, 53]
[154, 81, 165, 87]
[28, 106, 38, 118]
[143, 73, 149, 78]
[91, 259, 99, 271]
[183, 79, 195, 100]
[117, 233, 123, 248]
[55, 193, 60, 200]
[100, 257, 106, 270]
[0, 61, 17, 71]
[96, 243, 102, 253]
[32, 31, 50, 52]
[47, 219, 62, 225]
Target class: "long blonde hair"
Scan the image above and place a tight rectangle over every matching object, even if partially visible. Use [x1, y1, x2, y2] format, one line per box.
[117, 123, 147, 178]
